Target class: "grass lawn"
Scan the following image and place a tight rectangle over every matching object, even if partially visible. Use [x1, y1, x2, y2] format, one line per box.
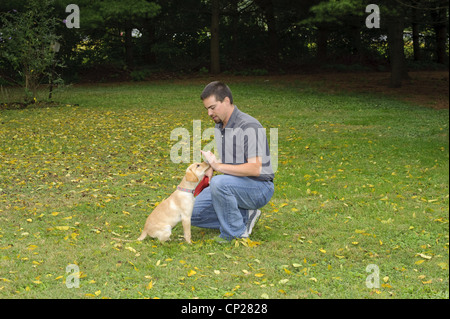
[0, 75, 448, 299]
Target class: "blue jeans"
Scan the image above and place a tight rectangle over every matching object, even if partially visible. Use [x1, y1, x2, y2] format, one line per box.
[191, 175, 275, 240]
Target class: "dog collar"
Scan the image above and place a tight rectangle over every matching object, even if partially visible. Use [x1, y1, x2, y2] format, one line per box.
[177, 186, 194, 194]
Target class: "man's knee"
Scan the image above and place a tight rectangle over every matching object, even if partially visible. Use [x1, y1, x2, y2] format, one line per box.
[210, 175, 231, 195]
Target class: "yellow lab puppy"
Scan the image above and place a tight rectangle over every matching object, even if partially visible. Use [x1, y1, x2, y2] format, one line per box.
[136, 162, 210, 243]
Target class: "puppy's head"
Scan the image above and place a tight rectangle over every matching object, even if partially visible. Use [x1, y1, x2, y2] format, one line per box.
[185, 162, 210, 182]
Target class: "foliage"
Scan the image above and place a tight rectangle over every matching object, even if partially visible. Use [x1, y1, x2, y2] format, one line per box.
[0, 79, 448, 298]
[0, 0, 62, 102]
[2, 0, 446, 82]
[302, 0, 366, 25]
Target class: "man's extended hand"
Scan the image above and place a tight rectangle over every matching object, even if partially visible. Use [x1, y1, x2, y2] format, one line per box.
[201, 150, 261, 177]
[201, 150, 220, 171]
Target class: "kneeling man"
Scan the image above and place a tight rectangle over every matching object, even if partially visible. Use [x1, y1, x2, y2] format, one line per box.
[191, 81, 275, 242]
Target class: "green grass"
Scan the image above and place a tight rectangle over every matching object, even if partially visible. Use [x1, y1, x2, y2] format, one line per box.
[0, 78, 448, 299]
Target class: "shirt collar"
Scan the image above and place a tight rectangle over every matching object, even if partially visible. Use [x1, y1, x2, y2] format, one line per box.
[218, 105, 239, 130]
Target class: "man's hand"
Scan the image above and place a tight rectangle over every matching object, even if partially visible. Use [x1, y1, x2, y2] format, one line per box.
[201, 150, 262, 177]
[201, 150, 220, 170]
[205, 166, 214, 181]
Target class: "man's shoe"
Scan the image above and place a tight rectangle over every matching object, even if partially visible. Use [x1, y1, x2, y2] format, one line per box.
[212, 236, 230, 244]
[244, 209, 261, 237]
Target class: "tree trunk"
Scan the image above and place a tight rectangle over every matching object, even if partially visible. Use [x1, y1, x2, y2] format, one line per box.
[142, 18, 156, 65]
[434, 22, 447, 64]
[387, 15, 408, 88]
[350, 25, 362, 61]
[264, 0, 279, 70]
[316, 27, 328, 62]
[255, 0, 279, 70]
[230, 0, 239, 69]
[431, 7, 448, 65]
[124, 26, 134, 69]
[412, 8, 421, 61]
[210, 0, 220, 75]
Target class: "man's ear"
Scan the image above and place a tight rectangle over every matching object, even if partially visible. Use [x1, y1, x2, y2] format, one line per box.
[186, 169, 199, 182]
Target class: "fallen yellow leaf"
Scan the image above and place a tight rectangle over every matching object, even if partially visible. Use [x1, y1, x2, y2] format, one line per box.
[125, 246, 137, 253]
[187, 270, 196, 277]
[437, 262, 448, 270]
[417, 253, 432, 260]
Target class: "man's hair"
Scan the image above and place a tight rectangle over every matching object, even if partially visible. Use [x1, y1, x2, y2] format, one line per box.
[200, 81, 234, 104]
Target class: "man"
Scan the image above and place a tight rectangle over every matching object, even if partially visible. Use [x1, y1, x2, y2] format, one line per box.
[191, 81, 275, 242]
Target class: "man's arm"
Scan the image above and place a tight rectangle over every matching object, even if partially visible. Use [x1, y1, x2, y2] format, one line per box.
[201, 150, 262, 177]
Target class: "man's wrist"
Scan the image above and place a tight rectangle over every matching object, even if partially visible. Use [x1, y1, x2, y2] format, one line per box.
[211, 162, 221, 173]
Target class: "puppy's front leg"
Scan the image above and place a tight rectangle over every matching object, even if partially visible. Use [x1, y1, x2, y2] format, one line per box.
[181, 217, 192, 244]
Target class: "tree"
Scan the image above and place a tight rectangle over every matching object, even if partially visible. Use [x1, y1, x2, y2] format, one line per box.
[384, 0, 449, 87]
[431, 5, 448, 64]
[210, 0, 221, 74]
[394, 0, 448, 64]
[78, 0, 160, 69]
[301, 0, 366, 62]
[254, 0, 279, 70]
[0, 0, 61, 102]
[386, 12, 408, 87]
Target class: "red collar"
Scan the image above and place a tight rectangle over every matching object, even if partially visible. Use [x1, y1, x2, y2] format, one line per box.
[176, 176, 210, 197]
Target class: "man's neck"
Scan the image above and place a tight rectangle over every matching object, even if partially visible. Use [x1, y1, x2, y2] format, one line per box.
[222, 105, 235, 128]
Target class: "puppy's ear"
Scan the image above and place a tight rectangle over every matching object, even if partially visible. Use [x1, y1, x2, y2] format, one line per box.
[186, 169, 199, 182]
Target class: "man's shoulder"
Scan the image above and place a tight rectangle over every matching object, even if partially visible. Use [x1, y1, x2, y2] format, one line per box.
[234, 107, 263, 129]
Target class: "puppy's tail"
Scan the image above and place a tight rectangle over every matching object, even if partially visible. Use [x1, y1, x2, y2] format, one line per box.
[111, 237, 136, 242]
[137, 230, 147, 241]
[112, 230, 147, 242]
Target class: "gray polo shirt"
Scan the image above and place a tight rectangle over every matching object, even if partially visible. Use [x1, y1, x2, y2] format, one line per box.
[215, 106, 274, 182]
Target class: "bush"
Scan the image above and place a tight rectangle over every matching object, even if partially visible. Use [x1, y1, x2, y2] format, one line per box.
[0, 0, 62, 103]
[130, 68, 154, 81]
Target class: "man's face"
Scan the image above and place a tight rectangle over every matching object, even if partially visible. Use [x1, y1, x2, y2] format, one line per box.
[202, 95, 230, 124]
